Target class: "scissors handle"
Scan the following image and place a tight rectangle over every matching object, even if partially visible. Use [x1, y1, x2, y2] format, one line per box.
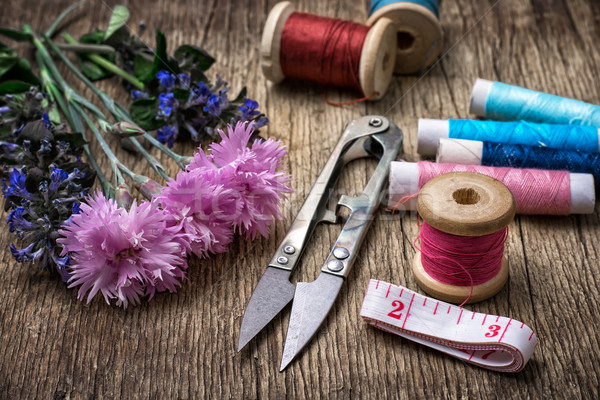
[267, 116, 397, 273]
[321, 124, 403, 278]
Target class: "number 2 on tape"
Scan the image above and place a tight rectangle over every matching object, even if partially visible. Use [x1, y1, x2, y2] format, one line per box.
[360, 279, 537, 372]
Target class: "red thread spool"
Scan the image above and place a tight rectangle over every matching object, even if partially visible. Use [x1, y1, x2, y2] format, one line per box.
[261, 1, 396, 100]
[412, 172, 516, 304]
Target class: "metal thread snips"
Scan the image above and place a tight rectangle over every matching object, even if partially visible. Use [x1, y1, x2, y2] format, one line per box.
[237, 116, 403, 370]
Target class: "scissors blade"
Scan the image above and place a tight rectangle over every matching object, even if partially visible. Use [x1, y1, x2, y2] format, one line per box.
[279, 272, 344, 371]
[237, 267, 295, 351]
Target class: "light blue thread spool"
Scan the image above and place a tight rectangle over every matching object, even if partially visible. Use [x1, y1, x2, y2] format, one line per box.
[417, 118, 600, 156]
[449, 120, 600, 153]
[470, 79, 600, 127]
[366, 0, 443, 74]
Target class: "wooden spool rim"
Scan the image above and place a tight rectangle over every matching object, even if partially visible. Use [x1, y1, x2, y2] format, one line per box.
[260, 1, 396, 100]
[260, 1, 295, 83]
[358, 17, 396, 100]
[412, 252, 509, 304]
[366, 2, 443, 74]
[417, 171, 516, 237]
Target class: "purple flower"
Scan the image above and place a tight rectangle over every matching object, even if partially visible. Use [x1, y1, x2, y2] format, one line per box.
[131, 90, 149, 100]
[42, 113, 52, 130]
[158, 92, 178, 118]
[187, 122, 293, 238]
[58, 191, 189, 308]
[156, 168, 236, 258]
[157, 124, 179, 148]
[156, 70, 176, 91]
[178, 73, 191, 89]
[188, 81, 212, 105]
[239, 98, 260, 120]
[203, 90, 229, 117]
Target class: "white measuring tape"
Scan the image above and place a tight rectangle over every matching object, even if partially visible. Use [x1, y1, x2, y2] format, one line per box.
[360, 279, 537, 372]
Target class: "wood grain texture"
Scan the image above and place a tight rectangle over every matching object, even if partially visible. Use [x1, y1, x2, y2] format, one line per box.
[1, 0, 599, 398]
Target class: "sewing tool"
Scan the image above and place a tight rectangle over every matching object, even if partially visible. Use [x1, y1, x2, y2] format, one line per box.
[366, 0, 443, 74]
[387, 161, 595, 214]
[412, 172, 514, 304]
[437, 138, 600, 188]
[261, 2, 396, 100]
[470, 78, 600, 127]
[417, 118, 600, 157]
[360, 279, 537, 372]
[237, 116, 403, 371]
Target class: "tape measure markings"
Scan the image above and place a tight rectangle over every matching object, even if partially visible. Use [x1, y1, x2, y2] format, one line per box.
[360, 279, 537, 372]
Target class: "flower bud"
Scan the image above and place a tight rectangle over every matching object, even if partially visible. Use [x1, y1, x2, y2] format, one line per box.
[111, 121, 146, 137]
[133, 175, 162, 200]
[115, 183, 134, 209]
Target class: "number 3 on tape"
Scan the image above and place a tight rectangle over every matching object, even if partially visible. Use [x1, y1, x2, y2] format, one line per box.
[360, 279, 537, 372]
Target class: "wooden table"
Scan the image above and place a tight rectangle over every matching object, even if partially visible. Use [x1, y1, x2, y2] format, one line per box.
[1, 0, 599, 398]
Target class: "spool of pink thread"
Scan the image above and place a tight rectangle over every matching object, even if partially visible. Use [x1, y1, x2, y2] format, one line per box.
[413, 171, 516, 304]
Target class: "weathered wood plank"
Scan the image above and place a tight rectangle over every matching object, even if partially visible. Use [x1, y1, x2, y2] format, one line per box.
[0, 0, 599, 398]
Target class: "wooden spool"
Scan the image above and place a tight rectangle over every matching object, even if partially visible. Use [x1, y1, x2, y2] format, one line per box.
[260, 1, 397, 100]
[366, 1, 443, 74]
[412, 172, 516, 304]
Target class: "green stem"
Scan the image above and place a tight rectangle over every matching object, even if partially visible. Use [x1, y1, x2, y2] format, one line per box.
[44, 35, 191, 171]
[56, 42, 116, 54]
[44, 1, 85, 38]
[74, 102, 126, 187]
[37, 34, 169, 182]
[63, 33, 144, 90]
[33, 33, 112, 195]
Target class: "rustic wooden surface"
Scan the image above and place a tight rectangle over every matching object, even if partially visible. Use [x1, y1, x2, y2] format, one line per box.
[1, 0, 599, 398]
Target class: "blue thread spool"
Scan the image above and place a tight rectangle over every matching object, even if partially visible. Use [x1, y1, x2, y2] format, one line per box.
[470, 79, 600, 127]
[436, 138, 600, 194]
[417, 118, 600, 156]
[366, 0, 443, 74]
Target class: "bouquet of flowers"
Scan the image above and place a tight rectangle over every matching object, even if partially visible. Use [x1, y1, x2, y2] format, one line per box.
[0, 3, 292, 308]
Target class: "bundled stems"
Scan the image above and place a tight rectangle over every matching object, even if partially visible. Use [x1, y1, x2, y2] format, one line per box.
[28, 27, 113, 195]
[46, 34, 193, 171]
[25, 24, 159, 199]
[62, 34, 144, 90]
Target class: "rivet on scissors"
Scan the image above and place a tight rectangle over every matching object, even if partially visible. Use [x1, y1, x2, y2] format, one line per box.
[333, 247, 350, 259]
[327, 259, 344, 272]
[369, 117, 383, 127]
[284, 246, 296, 254]
[277, 256, 289, 265]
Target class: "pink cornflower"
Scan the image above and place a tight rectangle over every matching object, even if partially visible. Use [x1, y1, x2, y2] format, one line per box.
[186, 121, 293, 238]
[58, 191, 188, 308]
[156, 167, 237, 258]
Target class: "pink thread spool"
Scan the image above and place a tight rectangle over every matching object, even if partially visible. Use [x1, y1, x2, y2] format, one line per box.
[413, 171, 516, 304]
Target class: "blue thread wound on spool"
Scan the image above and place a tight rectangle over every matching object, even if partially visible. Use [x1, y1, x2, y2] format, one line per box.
[481, 141, 600, 188]
[484, 81, 600, 128]
[448, 119, 600, 153]
[370, 0, 440, 17]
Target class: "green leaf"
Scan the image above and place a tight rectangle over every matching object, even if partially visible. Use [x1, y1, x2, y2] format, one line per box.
[0, 41, 18, 78]
[105, 5, 130, 40]
[129, 97, 164, 131]
[174, 44, 215, 71]
[54, 131, 88, 148]
[80, 30, 106, 44]
[0, 28, 32, 42]
[172, 88, 190, 102]
[189, 68, 208, 84]
[231, 87, 247, 104]
[133, 53, 153, 79]
[139, 29, 178, 83]
[78, 58, 112, 81]
[0, 80, 32, 95]
[1, 58, 40, 86]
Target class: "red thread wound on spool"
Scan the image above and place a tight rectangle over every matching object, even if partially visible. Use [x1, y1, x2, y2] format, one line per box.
[280, 12, 368, 92]
[416, 222, 508, 287]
